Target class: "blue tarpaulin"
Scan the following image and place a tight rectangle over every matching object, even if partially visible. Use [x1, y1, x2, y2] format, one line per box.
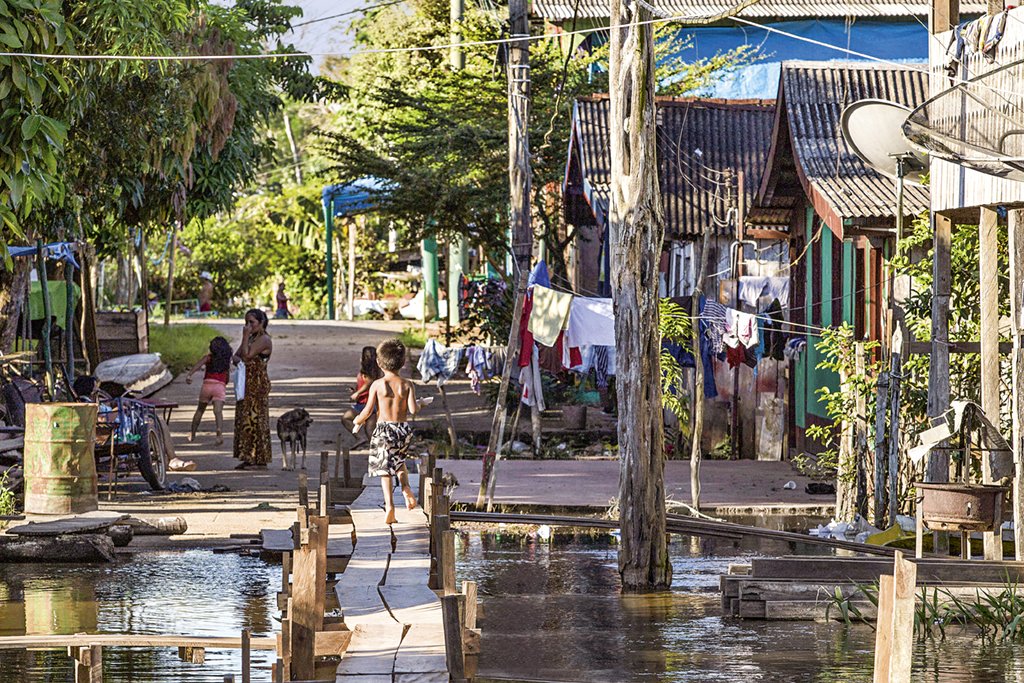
[321, 177, 386, 218]
[669, 19, 929, 99]
[6, 242, 80, 269]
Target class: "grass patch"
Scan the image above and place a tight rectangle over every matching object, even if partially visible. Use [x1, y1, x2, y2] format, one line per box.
[150, 323, 223, 376]
[398, 325, 428, 349]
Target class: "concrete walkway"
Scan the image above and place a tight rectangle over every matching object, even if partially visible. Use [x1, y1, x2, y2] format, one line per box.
[100, 319, 832, 547]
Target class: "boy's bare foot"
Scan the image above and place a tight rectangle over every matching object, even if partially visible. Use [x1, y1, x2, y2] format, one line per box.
[403, 490, 418, 510]
[384, 509, 397, 525]
[188, 433, 195, 443]
[214, 436, 224, 446]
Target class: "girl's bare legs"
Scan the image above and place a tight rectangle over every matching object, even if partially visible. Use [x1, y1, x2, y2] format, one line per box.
[212, 400, 224, 445]
[398, 466, 417, 509]
[189, 402, 208, 442]
[381, 474, 397, 524]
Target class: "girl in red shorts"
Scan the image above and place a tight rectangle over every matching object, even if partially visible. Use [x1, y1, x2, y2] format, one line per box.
[186, 336, 233, 445]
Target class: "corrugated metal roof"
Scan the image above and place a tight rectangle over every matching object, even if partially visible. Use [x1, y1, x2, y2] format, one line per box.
[534, 0, 987, 21]
[567, 95, 775, 238]
[750, 61, 929, 232]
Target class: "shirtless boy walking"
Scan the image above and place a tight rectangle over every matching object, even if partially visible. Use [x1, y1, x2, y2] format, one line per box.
[353, 338, 429, 524]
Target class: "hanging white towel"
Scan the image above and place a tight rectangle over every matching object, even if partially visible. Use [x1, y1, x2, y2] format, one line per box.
[234, 362, 246, 401]
[527, 285, 574, 347]
[723, 308, 759, 349]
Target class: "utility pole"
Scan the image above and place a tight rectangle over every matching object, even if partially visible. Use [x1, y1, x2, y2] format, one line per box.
[476, 0, 532, 509]
[609, 0, 671, 590]
[283, 111, 303, 185]
[448, 0, 468, 327]
[164, 220, 179, 327]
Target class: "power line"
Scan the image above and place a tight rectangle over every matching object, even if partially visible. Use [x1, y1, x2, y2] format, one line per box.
[290, 0, 406, 29]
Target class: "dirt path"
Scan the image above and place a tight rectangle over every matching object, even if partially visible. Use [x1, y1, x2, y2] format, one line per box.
[100, 319, 831, 547]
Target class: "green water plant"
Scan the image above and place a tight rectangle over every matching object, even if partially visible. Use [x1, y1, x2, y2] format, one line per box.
[824, 575, 1024, 642]
[0, 470, 16, 519]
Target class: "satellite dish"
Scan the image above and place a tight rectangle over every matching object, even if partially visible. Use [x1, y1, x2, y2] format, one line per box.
[902, 58, 1024, 182]
[840, 99, 928, 186]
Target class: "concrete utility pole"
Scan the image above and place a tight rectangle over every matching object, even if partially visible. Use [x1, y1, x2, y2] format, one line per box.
[448, 0, 468, 327]
[476, 0, 532, 509]
[609, 0, 671, 590]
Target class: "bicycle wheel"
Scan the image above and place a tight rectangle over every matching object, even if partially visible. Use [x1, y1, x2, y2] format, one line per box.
[136, 419, 167, 490]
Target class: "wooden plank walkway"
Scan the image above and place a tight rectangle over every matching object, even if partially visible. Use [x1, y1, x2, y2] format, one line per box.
[0, 634, 277, 650]
[335, 475, 447, 682]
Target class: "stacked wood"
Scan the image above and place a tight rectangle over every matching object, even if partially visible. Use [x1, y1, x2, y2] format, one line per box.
[721, 556, 1024, 620]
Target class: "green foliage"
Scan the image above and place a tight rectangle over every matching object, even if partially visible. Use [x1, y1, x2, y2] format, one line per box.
[398, 326, 428, 350]
[150, 322, 223, 376]
[320, 0, 750, 263]
[0, 469, 15, 518]
[804, 323, 882, 476]
[659, 298, 692, 423]
[892, 211, 1010, 431]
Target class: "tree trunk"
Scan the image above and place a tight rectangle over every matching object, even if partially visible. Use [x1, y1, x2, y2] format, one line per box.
[609, 0, 671, 591]
[0, 259, 31, 354]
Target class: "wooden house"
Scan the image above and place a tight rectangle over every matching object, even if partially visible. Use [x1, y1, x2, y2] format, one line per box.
[746, 61, 930, 455]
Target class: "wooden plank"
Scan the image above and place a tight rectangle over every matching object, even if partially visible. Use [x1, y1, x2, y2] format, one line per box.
[748, 557, 1024, 584]
[261, 529, 353, 558]
[394, 624, 447, 676]
[764, 599, 878, 621]
[380, 585, 442, 625]
[888, 552, 917, 683]
[335, 624, 404, 676]
[314, 630, 351, 657]
[0, 635, 277, 650]
[8, 512, 128, 536]
[339, 586, 392, 627]
[384, 554, 431, 586]
[440, 595, 465, 682]
[874, 573, 894, 683]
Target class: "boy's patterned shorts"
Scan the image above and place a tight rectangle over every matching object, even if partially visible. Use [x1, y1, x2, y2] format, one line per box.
[369, 421, 413, 477]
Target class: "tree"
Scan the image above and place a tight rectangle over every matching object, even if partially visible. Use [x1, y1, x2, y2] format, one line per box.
[609, 0, 671, 590]
[1, 0, 332, 349]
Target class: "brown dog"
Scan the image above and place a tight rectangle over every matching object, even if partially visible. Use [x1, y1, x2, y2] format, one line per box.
[276, 408, 313, 471]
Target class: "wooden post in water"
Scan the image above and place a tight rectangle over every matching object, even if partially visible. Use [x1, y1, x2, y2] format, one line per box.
[241, 628, 251, 683]
[290, 515, 326, 680]
[65, 256, 75, 382]
[70, 644, 102, 683]
[441, 529, 457, 595]
[927, 211, 953, 556]
[441, 594, 467, 683]
[872, 550, 916, 683]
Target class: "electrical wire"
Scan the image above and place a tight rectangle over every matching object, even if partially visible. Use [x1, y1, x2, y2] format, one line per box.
[290, 0, 407, 28]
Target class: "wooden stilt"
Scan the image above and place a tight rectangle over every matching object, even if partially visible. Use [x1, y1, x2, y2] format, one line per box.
[441, 594, 467, 683]
[1010, 209, 1024, 560]
[241, 629, 251, 683]
[70, 644, 102, 683]
[441, 530, 457, 596]
[979, 206, 1002, 560]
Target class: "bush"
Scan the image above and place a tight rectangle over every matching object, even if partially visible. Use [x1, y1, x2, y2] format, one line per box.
[150, 323, 224, 376]
[398, 326, 428, 349]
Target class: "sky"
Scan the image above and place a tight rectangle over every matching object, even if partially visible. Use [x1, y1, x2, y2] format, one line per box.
[282, 0, 365, 72]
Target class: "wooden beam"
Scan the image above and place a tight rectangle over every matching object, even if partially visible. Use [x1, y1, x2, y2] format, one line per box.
[927, 213, 952, 484]
[0, 635, 277, 650]
[1010, 209, 1024, 560]
[908, 340, 1013, 355]
[931, 0, 959, 33]
[744, 228, 790, 241]
[71, 645, 102, 683]
[980, 207, 1002, 560]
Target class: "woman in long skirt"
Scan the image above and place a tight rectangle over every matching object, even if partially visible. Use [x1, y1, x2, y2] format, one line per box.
[233, 308, 273, 469]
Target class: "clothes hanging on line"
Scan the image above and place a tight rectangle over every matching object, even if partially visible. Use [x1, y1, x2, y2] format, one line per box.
[784, 337, 807, 360]
[762, 299, 787, 361]
[723, 308, 759, 349]
[701, 300, 728, 353]
[528, 285, 574, 347]
[519, 345, 546, 411]
[562, 295, 615, 370]
[417, 339, 463, 385]
[738, 276, 787, 308]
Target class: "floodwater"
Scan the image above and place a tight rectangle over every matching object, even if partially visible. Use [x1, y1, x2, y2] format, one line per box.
[458, 531, 1024, 683]
[1, 532, 1024, 682]
[0, 550, 276, 682]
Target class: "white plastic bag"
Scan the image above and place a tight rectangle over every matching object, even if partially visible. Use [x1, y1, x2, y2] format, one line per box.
[234, 362, 246, 401]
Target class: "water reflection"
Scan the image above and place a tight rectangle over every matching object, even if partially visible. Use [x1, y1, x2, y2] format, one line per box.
[0, 551, 276, 682]
[460, 531, 1024, 682]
